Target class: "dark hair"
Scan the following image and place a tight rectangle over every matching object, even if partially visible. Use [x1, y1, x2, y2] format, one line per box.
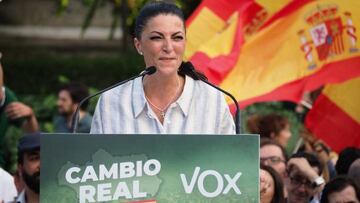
[321, 176, 360, 203]
[336, 147, 360, 175]
[260, 114, 289, 138]
[134, 1, 185, 39]
[260, 138, 288, 162]
[261, 164, 286, 203]
[247, 113, 289, 139]
[290, 152, 324, 175]
[59, 82, 89, 110]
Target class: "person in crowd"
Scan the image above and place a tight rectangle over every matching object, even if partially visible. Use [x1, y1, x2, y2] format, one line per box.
[335, 147, 360, 175]
[90, 1, 235, 134]
[260, 138, 288, 181]
[0, 167, 17, 203]
[320, 176, 360, 203]
[260, 164, 285, 203]
[0, 58, 39, 168]
[54, 82, 92, 133]
[15, 133, 40, 203]
[246, 113, 291, 147]
[286, 152, 325, 203]
[298, 128, 337, 181]
[348, 158, 360, 188]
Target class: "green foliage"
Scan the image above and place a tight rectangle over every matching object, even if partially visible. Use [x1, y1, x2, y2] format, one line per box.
[2, 51, 144, 172]
[3, 127, 22, 173]
[3, 51, 144, 95]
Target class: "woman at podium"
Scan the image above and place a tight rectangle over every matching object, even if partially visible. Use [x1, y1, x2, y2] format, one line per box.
[90, 2, 235, 134]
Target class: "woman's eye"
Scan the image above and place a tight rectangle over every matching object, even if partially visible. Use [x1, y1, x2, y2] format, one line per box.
[173, 36, 184, 41]
[150, 36, 162, 40]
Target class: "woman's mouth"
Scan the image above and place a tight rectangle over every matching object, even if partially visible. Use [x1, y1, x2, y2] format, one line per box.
[159, 57, 176, 61]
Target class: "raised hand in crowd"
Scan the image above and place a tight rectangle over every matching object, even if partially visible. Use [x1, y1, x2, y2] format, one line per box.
[5, 101, 38, 133]
[287, 157, 322, 189]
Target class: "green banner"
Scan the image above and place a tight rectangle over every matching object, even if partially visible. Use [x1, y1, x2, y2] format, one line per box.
[41, 134, 259, 203]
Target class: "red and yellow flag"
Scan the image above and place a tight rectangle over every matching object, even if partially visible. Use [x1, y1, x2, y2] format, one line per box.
[186, 0, 292, 84]
[185, 0, 360, 108]
[305, 77, 360, 153]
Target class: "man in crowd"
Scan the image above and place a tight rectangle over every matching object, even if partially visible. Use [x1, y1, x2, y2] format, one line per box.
[54, 82, 92, 133]
[286, 152, 325, 203]
[0, 57, 39, 168]
[15, 133, 40, 203]
[320, 176, 360, 203]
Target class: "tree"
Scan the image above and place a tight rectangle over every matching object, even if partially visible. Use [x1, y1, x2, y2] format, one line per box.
[57, 0, 201, 51]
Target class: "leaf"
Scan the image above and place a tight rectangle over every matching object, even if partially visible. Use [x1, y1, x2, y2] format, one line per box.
[58, 75, 70, 84]
[56, 0, 70, 16]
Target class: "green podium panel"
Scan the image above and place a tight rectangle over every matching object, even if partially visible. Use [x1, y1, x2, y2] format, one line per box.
[41, 134, 259, 203]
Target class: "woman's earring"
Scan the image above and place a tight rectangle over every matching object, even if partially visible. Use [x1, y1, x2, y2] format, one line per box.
[139, 51, 143, 55]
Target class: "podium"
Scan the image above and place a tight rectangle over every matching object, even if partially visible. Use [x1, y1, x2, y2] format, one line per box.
[40, 134, 259, 203]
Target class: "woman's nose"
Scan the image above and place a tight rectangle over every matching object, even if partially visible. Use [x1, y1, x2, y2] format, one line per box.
[162, 39, 174, 53]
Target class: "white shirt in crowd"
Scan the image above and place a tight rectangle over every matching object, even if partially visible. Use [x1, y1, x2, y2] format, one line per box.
[0, 167, 17, 203]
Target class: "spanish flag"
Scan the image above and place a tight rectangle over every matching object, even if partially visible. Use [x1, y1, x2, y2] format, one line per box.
[186, 0, 360, 108]
[186, 0, 292, 84]
[305, 77, 360, 153]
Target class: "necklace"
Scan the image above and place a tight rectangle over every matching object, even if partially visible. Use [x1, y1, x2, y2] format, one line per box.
[144, 76, 181, 119]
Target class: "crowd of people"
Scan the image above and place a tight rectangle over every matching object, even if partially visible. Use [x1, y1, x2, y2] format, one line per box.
[0, 61, 92, 202]
[252, 113, 360, 203]
[0, 1, 359, 203]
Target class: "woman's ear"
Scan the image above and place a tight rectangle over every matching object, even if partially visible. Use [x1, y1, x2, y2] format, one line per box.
[134, 38, 142, 55]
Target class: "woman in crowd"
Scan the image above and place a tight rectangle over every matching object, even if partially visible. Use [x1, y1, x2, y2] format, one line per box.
[260, 164, 285, 203]
[247, 113, 291, 147]
[90, 1, 235, 134]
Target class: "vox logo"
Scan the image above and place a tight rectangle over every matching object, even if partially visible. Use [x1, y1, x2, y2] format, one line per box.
[180, 167, 242, 198]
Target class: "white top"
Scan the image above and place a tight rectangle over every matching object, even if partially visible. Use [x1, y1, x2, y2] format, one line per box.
[90, 75, 235, 134]
[15, 190, 25, 203]
[0, 167, 17, 203]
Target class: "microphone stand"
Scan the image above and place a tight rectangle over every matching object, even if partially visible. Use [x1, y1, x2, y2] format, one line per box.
[71, 66, 156, 133]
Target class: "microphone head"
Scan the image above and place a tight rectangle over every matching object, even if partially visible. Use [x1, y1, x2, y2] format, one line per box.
[145, 66, 156, 75]
[182, 61, 195, 72]
[140, 66, 156, 76]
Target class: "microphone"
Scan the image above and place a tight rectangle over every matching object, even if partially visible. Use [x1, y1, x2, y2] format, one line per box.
[71, 66, 156, 133]
[181, 62, 241, 134]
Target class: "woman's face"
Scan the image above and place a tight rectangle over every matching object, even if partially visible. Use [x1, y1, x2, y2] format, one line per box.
[275, 124, 291, 147]
[260, 169, 275, 203]
[134, 14, 186, 76]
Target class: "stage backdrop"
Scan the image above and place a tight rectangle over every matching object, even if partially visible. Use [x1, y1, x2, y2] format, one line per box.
[41, 134, 259, 203]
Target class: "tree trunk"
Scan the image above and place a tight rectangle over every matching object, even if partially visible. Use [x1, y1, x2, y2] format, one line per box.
[120, 0, 129, 52]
